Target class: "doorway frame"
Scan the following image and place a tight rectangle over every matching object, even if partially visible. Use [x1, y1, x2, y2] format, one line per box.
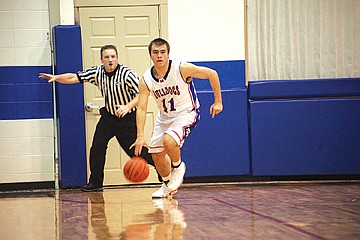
[73, 0, 168, 185]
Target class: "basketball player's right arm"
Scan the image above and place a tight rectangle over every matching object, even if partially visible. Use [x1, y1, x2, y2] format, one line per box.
[132, 79, 150, 156]
[39, 73, 80, 84]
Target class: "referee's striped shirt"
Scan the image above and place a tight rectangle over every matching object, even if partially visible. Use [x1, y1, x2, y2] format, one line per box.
[76, 64, 139, 115]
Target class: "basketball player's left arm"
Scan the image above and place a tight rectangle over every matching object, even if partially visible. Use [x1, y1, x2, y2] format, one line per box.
[181, 62, 223, 118]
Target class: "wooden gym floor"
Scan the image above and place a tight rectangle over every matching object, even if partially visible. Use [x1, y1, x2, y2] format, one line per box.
[0, 181, 359, 240]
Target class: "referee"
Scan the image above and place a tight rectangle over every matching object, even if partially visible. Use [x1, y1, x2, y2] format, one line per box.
[39, 44, 155, 192]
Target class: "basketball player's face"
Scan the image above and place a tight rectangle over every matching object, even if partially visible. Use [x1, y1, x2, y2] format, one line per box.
[150, 44, 169, 68]
[101, 49, 118, 73]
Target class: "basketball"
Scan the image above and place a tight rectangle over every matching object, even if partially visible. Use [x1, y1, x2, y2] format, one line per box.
[123, 156, 150, 183]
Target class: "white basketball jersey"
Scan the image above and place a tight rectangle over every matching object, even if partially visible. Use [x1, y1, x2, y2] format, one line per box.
[143, 60, 200, 117]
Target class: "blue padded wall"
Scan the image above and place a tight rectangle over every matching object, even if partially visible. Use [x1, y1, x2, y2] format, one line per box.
[191, 60, 246, 90]
[250, 97, 360, 176]
[249, 78, 360, 99]
[0, 66, 53, 120]
[181, 60, 249, 177]
[182, 89, 250, 177]
[53, 25, 87, 188]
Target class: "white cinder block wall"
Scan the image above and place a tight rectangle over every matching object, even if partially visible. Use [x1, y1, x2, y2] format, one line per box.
[0, 0, 51, 66]
[0, 0, 54, 184]
[0, 120, 54, 182]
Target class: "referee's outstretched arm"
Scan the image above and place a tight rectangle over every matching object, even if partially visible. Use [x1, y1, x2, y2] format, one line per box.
[39, 73, 79, 84]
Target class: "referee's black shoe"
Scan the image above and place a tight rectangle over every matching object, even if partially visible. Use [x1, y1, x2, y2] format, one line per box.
[81, 183, 103, 192]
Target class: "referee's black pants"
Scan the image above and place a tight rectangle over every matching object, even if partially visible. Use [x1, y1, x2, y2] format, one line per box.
[88, 107, 155, 187]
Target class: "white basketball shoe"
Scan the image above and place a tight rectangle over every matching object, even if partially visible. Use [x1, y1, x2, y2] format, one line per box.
[167, 161, 186, 193]
[152, 183, 178, 198]
[152, 161, 186, 198]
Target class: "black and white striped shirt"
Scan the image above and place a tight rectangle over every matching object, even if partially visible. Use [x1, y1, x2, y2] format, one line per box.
[77, 65, 139, 115]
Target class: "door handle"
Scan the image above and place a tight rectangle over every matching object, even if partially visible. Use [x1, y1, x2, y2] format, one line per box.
[85, 102, 100, 112]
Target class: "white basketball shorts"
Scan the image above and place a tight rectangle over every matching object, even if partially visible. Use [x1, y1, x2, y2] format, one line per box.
[149, 110, 200, 153]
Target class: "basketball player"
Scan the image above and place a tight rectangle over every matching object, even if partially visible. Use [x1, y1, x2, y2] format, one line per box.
[131, 38, 223, 198]
[39, 45, 155, 192]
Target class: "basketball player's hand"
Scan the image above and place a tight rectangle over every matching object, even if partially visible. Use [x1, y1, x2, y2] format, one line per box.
[115, 105, 130, 118]
[130, 136, 149, 156]
[210, 102, 223, 118]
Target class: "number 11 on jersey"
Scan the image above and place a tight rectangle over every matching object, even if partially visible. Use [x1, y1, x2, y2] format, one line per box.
[162, 98, 176, 113]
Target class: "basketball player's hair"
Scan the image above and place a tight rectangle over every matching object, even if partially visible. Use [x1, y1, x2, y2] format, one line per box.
[100, 45, 118, 58]
[148, 38, 170, 54]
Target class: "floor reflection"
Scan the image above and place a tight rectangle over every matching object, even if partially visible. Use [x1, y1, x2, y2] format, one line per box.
[0, 182, 359, 240]
[88, 193, 113, 239]
[86, 192, 186, 240]
[121, 198, 186, 239]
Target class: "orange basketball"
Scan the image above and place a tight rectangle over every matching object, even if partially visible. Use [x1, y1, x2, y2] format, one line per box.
[123, 157, 150, 183]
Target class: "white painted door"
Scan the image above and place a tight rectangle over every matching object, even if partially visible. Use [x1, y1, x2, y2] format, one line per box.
[78, 6, 160, 185]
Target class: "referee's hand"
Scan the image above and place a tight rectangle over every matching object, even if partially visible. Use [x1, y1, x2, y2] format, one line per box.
[115, 105, 130, 118]
[39, 73, 56, 82]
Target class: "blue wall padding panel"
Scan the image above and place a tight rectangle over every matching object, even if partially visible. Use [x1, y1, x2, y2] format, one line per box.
[192, 60, 246, 90]
[0, 66, 53, 120]
[249, 78, 360, 99]
[182, 89, 250, 177]
[250, 98, 360, 176]
[53, 25, 87, 188]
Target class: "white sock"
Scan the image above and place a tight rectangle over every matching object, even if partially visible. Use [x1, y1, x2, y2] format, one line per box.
[172, 159, 181, 168]
[162, 174, 171, 182]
